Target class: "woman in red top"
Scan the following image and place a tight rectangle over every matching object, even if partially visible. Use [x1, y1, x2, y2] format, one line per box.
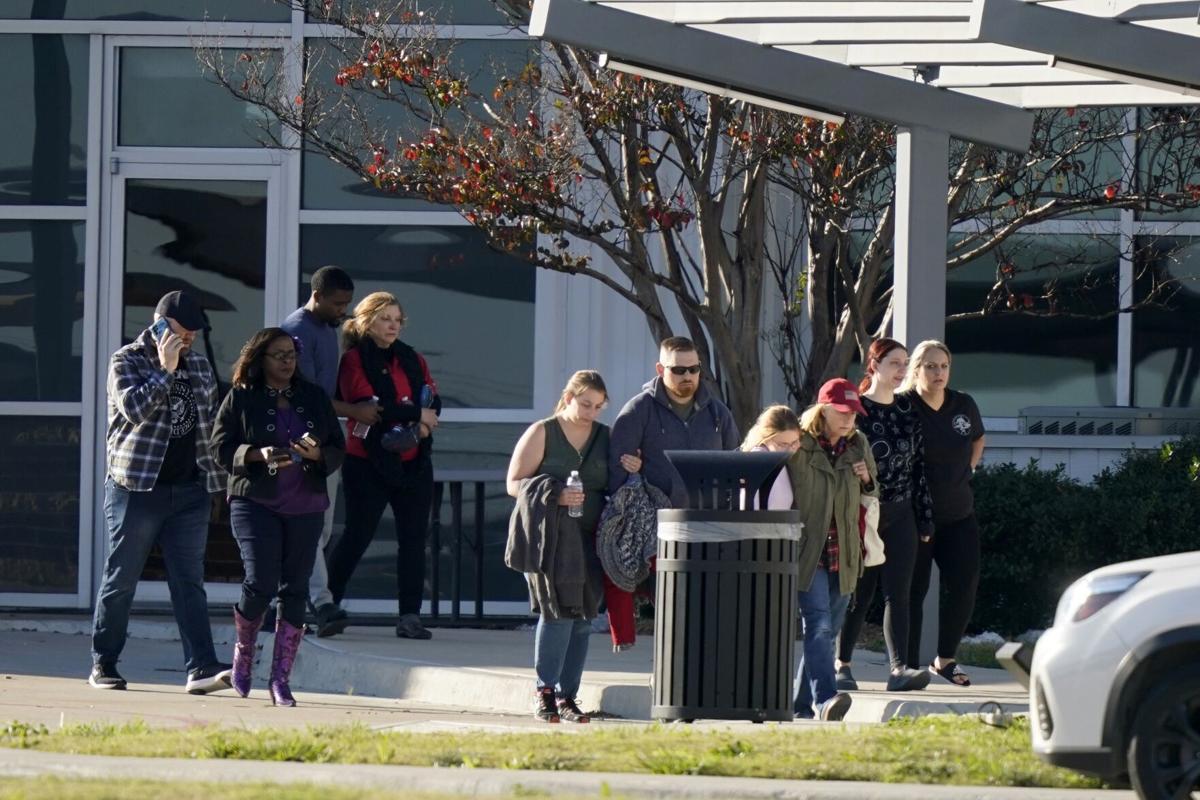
[326, 292, 442, 639]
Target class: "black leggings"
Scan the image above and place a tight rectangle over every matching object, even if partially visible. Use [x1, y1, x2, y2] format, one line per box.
[906, 513, 981, 667]
[327, 455, 434, 616]
[837, 500, 920, 672]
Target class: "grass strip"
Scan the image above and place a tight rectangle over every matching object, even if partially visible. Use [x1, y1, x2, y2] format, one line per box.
[1, 717, 1103, 789]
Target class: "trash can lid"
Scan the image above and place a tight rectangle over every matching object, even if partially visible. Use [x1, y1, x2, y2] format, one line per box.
[664, 450, 789, 510]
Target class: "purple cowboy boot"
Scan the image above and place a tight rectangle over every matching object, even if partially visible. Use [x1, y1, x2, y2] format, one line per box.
[231, 606, 265, 698]
[268, 617, 304, 707]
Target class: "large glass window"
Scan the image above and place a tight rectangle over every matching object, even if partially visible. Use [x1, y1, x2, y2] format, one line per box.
[0, 416, 80, 594]
[300, 224, 535, 408]
[1132, 236, 1200, 407]
[946, 233, 1119, 415]
[119, 48, 280, 148]
[0, 1, 290, 21]
[122, 178, 267, 389]
[301, 39, 533, 210]
[1137, 108, 1200, 221]
[0, 34, 88, 205]
[0, 221, 85, 402]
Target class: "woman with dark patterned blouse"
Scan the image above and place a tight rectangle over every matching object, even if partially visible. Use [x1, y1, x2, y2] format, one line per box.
[835, 338, 935, 692]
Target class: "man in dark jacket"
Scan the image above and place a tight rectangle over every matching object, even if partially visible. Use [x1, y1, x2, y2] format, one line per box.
[608, 337, 740, 507]
[604, 337, 740, 649]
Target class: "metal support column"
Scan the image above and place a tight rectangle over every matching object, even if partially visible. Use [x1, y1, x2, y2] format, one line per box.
[893, 126, 950, 668]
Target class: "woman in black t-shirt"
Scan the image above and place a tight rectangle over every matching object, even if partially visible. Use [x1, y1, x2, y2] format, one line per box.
[899, 340, 986, 687]
[836, 338, 935, 693]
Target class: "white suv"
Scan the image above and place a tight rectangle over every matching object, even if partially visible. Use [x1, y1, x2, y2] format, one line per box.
[1001, 550, 1200, 799]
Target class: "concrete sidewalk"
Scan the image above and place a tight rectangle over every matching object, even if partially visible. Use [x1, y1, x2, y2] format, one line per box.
[0, 747, 1132, 800]
[0, 614, 1026, 723]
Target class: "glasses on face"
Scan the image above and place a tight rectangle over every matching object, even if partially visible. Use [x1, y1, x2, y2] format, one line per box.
[265, 351, 297, 364]
[666, 365, 702, 376]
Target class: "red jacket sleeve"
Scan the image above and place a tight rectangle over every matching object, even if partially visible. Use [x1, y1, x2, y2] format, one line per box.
[338, 349, 375, 404]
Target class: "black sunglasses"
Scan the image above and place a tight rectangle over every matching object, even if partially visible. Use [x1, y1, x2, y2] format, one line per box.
[666, 365, 702, 375]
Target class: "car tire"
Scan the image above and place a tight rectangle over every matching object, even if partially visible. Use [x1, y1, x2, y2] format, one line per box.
[1127, 667, 1200, 800]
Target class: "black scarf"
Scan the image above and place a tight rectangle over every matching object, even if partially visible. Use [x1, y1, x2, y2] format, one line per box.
[357, 336, 435, 482]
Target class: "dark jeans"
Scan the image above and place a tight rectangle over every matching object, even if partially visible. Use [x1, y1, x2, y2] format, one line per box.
[907, 512, 981, 667]
[838, 500, 921, 671]
[92, 478, 218, 672]
[229, 498, 324, 628]
[327, 455, 434, 616]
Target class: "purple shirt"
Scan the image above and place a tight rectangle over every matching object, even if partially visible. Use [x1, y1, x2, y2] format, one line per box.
[250, 405, 329, 516]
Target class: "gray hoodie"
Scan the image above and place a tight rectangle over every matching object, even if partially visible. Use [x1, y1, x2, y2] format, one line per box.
[607, 376, 740, 507]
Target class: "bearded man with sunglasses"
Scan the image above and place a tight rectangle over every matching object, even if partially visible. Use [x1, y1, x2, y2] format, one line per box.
[603, 337, 740, 649]
[608, 337, 739, 506]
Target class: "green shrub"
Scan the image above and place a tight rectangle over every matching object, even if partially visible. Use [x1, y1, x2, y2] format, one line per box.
[972, 462, 1090, 635]
[969, 437, 1200, 636]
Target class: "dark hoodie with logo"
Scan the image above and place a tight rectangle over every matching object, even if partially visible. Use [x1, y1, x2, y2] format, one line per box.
[607, 376, 740, 507]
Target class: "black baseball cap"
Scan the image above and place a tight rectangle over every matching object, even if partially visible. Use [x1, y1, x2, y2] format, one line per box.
[154, 290, 207, 332]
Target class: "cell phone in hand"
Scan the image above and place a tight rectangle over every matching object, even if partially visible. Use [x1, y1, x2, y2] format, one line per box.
[294, 433, 318, 448]
[268, 448, 295, 464]
[151, 318, 171, 342]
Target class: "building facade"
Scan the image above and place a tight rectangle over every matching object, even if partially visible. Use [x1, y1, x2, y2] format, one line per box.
[2, 1, 1195, 612]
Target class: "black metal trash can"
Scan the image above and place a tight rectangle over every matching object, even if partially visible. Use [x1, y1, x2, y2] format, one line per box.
[650, 451, 805, 722]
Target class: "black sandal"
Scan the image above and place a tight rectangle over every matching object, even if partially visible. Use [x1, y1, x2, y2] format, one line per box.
[929, 661, 971, 687]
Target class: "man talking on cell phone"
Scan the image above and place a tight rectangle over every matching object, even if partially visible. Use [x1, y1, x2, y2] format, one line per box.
[88, 290, 232, 694]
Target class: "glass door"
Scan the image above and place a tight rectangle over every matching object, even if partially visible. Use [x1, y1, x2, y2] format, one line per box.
[100, 164, 281, 605]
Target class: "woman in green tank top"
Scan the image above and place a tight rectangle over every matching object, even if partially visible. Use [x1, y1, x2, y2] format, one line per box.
[506, 370, 640, 723]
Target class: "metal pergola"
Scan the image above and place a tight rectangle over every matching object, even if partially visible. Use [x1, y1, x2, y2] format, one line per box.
[530, 0, 1200, 349]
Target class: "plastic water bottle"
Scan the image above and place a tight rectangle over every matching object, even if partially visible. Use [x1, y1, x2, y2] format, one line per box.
[351, 395, 378, 439]
[566, 470, 584, 518]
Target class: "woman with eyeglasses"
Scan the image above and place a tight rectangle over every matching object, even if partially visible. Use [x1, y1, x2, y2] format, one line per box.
[506, 370, 631, 723]
[212, 327, 345, 706]
[740, 404, 802, 508]
[900, 340, 985, 687]
[325, 292, 442, 641]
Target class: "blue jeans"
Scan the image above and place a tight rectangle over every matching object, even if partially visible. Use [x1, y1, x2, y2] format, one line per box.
[229, 498, 324, 628]
[534, 617, 591, 699]
[794, 566, 852, 717]
[92, 478, 218, 673]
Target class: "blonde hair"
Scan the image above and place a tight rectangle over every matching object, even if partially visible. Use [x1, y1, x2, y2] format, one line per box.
[799, 402, 858, 440]
[741, 405, 800, 451]
[343, 291, 405, 350]
[900, 339, 952, 393]
[554, 370, 608, 414]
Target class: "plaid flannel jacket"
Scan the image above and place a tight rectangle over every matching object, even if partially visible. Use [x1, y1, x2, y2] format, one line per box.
[106, 328, 226, 493]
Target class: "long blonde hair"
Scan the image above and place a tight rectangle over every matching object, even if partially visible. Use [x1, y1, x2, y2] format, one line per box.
[553, 370, 608, 414]
[741, 405, 800, 450]
[899, 339, 952, 393]
[343, 291, 405, 350]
